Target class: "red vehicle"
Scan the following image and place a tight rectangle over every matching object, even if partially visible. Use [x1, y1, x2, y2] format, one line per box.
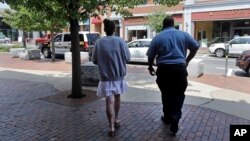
[236, 50, 250, 75]
[35, 34, 51, 45]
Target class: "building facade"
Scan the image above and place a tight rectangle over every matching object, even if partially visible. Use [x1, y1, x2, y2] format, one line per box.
[185, 0, 250, 47]
[110, 0, 250, 46]
[123, 0, 184, 42]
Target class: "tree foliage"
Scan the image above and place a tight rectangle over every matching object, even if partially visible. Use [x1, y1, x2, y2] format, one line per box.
[2, 3, 67, 60]
[147, 9, 170, 33]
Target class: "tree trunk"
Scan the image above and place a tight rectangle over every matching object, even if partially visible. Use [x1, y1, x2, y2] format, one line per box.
[67, 18, 85, 98]
[50, 30, 55, 62]
[22, 31, 26, 48]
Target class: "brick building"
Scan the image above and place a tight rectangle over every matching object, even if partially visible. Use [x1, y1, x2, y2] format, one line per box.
[185, 0, 250, 47]
[109, 0, 250, 47]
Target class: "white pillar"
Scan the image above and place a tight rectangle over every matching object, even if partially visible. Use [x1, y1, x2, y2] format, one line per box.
[119, 19, 123, 38]
[184, 8, 192, 35]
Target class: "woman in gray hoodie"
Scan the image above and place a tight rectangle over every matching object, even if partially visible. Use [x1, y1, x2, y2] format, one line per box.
[92, 19, 131, 137]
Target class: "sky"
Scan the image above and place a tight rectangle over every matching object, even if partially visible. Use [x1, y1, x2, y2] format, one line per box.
[0, 2, 10, 9]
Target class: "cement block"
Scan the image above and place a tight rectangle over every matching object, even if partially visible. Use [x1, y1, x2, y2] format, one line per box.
[27, 49, 41, 59]
[19, 49, 41, 60]
[187, 59, 204, 78]
[64, 52, 88, 64]
[10, 48, 25, 58]
[18, 49, 41, 60]
[81, 62, 100, 86]
[19, 50, 30, 60]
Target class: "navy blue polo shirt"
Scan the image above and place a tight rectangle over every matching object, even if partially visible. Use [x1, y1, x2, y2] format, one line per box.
[146, 27, 200, 65]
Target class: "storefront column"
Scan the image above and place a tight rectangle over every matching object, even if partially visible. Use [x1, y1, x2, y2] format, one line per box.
[119, 19, 123, 38]
[191, 22, 195, 37]
[184, 8, 192, 35]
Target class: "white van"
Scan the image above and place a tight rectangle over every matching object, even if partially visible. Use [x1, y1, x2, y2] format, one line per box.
[40, 32, 101, 58]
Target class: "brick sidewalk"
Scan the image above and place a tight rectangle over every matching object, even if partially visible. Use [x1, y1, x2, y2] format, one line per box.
[1, 78, 250, 141]
[0, 53, 72, 72]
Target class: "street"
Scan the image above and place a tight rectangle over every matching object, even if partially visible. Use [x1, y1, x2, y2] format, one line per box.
[196, 54, 249, 77]
[45, 50, 250, 78]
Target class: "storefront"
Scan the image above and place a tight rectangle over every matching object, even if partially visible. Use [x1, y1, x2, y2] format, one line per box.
[123, 17, 148, 42]
[124, 14, 183, 42]
[192, 9, 250, 47]
[184, 0, 250, 47]
[125, 25, 150, 41]
[0, 17, 19, 41]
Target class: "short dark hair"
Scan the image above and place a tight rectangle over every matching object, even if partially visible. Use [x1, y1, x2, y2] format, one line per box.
[103, 19, 115, 36]
[162, 16, 174, 29]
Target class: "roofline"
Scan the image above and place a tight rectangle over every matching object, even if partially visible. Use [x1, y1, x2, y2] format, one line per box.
[132, 11, 183, 17]
[185, 0, 250, 8]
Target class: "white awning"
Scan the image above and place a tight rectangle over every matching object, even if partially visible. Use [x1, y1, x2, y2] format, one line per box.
[127, 26, 148, 30]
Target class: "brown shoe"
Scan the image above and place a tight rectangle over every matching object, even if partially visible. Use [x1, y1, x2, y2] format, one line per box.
[108, 129, 115, 137]
[114, 121, 120, 129]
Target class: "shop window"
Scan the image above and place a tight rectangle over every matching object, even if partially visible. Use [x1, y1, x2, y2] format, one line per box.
[198, 30, 206, 40]
[127, 29, 147, 41]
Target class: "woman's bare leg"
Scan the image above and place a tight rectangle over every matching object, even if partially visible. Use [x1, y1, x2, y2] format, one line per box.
[114, 94, 121, 123]
[106, 96, 114, 131]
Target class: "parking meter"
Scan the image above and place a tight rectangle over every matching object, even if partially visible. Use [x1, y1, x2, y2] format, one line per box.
[224, 42, 230, 77]
[224, 42, 230, 56]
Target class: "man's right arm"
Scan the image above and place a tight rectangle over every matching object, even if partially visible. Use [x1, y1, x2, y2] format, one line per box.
[186, 34, 200, 67]
[146, 38, 157, 76]
[186, 48, 198, 67]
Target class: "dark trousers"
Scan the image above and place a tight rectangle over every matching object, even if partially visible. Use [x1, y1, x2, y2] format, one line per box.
[156, 64, 188, 123]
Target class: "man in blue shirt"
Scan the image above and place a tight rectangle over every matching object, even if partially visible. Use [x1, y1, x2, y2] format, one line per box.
[146, 16, 200, 134]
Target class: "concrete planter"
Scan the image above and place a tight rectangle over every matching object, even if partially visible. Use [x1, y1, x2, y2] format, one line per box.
[64, 52, 89, 64]
[10, 48, 25, 58]
[19, 49, 41, 60]
[187, 59, 204, 78]
[81, 62, 100, 86]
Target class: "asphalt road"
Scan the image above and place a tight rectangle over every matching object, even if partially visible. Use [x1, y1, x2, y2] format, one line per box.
[128, 54, 249, 78]
[196, 54, 249, 77]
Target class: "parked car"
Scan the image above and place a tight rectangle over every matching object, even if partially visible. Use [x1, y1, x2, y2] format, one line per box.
[40, 31, 101, 58]
[207, 37, 229, 47]
[127, 39, 152, 63]
[236, 50, 250, 75]
[208, 36, 250, 57]
[0, 36, 11, 43]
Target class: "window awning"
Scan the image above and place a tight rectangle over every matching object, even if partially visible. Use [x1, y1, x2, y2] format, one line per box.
[91, 17, 102, 24]
[127, 26, 147, 30]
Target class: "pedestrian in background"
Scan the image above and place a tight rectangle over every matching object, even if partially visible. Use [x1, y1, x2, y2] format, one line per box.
[146, 16, 200, 134]
[92, 19, 131, 137]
